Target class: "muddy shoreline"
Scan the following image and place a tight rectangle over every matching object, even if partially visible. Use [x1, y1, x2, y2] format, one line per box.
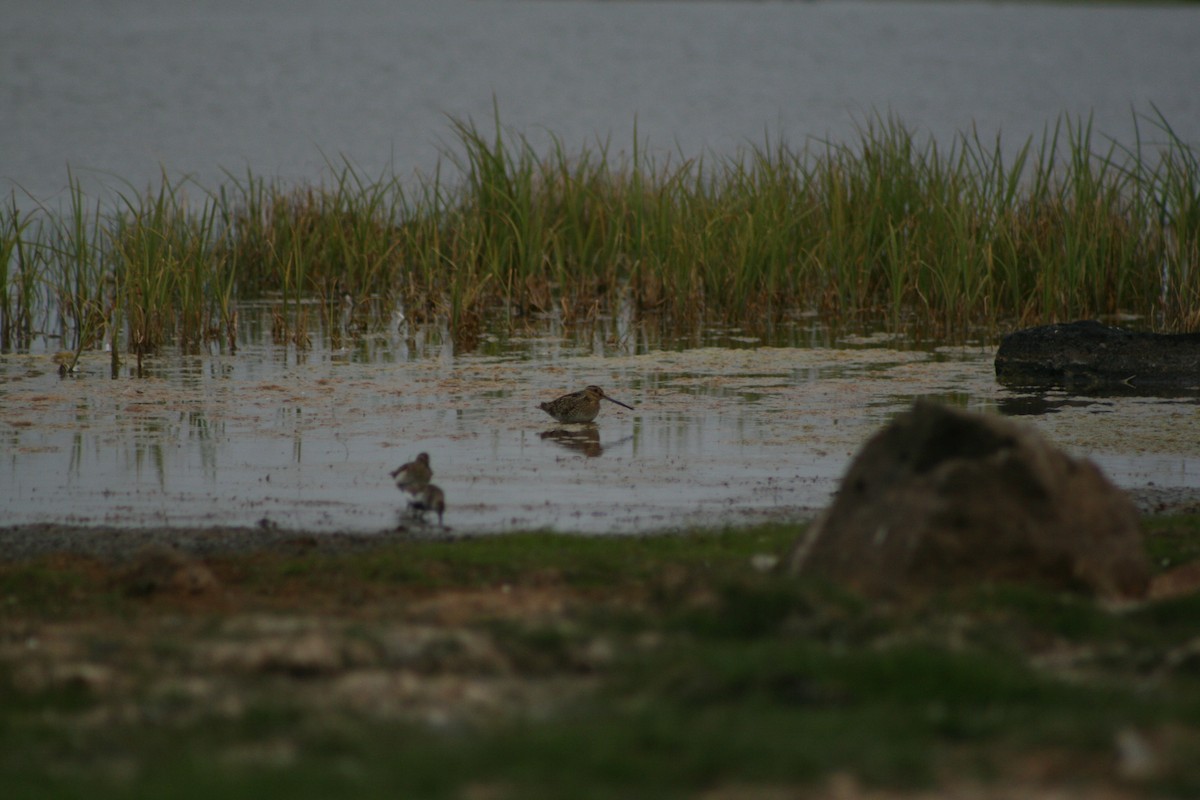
[3, 485, 1199, 564]
[5, 495, 1200, 796]
[0, 522, 396, 563]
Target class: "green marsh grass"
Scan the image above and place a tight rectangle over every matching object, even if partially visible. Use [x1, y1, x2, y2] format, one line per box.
[4, 110, 1199, 363]
[50, 173, 111, 372]
[109, 174, 234, 368]
[3, 521, 1200, 797]
[0, 195, 42, 351]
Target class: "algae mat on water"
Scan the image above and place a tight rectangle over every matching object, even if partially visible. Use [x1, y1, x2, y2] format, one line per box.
[2, 342, 1199, 533]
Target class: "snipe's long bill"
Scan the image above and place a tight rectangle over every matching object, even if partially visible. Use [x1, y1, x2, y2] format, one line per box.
[538, 385, 633, 424]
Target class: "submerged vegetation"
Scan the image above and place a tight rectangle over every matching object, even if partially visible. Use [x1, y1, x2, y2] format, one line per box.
[2, 109, 1199, 364]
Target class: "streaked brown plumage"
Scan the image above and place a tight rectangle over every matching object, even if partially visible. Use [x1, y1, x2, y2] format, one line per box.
[408, 483, 445, 526]
[390, 452, 432, 494]
[538, 385, 633, 424]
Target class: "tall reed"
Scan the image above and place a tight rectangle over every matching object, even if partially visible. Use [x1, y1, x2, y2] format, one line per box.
[6, 110, 1199, 366]
[0, 194, 43, 351]
[400, 111, 1199, 339]
[109, 173, 229, 361]
[45, 174, 111, 371]
[1118, 107, 1200, 328]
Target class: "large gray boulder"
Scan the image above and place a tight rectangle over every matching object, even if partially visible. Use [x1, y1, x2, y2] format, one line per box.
[787, 401, 1149, 599]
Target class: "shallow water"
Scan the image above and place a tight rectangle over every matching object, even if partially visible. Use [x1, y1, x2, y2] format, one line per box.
[3, 323, 1198, 534]
[4, 1, 1200, 532]
[4, 0, 1199, 205]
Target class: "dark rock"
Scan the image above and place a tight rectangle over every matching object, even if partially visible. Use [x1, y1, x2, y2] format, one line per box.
[994, 320, 1200, 392]
[787, 400, 1149, 599]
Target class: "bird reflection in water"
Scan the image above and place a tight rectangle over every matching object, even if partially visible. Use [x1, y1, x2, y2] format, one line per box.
[540, 424, 603, 457]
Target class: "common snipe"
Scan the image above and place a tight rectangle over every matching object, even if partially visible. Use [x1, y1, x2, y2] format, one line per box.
[538, 385, 633, 424]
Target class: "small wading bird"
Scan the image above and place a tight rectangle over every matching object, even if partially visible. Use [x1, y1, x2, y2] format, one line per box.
[538, 385, 634, 424]
[390, 452, 432, 494]
[408, 483, 446, 527]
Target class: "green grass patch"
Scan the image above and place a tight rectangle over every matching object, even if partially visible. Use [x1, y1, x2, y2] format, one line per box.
[3, 519, 1200, 796]
[4, 108, 1200, 359]
[0, 562, 124, 618]
[1144, 514, 1200, 570]
[237, 526, 799, 593]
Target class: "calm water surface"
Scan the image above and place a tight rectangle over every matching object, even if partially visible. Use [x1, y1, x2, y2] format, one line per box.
[3, 0, 1199, 203]
[3, 1, 1199, 532]
[2, 319, 1198, 533]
